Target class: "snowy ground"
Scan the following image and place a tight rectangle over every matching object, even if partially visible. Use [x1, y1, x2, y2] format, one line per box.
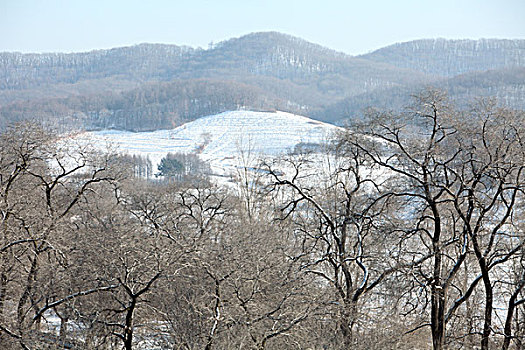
[77, 110, 342, 179]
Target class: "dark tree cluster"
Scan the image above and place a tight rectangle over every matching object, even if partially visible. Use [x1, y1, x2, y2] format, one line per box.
[156, 152, 210, 182]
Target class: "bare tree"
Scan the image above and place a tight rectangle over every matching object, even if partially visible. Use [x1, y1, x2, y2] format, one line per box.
[351, 90, 525, 349]
[264, 139, 431, 349]
[0, 124, 118, 349]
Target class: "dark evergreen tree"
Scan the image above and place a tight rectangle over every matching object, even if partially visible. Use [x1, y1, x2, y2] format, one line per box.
[157, 154, 184, 179]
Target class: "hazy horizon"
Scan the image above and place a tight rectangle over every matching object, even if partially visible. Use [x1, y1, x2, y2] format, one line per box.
[2, 31, 525, 57]
[1, 0, 524, 56]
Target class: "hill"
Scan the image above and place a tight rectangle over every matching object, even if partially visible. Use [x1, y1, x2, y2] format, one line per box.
[79, 110, 341, 177]
[1, 33, 523, 130]
[359, 38, 525, 76]
[319, 66, 525, 124]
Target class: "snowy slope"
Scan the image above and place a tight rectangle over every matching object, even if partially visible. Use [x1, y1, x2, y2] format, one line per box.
[78, 111, 341, 177]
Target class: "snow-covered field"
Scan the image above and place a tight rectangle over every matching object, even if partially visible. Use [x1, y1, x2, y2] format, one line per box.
[77, 110, 342, 178]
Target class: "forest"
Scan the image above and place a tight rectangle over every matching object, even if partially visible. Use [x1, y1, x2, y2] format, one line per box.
[0, 90, 524, 349]
[1, 33, 524, 131]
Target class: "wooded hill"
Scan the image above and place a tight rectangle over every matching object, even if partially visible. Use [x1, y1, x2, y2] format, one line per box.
[1, 32, 524, 130]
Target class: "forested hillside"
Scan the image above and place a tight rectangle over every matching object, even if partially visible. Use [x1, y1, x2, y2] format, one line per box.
[359, 38, 525, 76]
[0, 44, 192, 90]
[0, 80, 288, 131]
[319, 67, 525, 124]
[0, 32, 523, 130]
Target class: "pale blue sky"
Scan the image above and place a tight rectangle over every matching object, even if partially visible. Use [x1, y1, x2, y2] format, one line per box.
[1, 0, 524, 55]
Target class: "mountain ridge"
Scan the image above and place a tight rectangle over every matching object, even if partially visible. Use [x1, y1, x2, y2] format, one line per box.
[0, 32, 523, 131]
[360, 38, 525, 76]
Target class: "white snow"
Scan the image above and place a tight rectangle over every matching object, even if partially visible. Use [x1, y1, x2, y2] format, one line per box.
[76, 110, 342, 178]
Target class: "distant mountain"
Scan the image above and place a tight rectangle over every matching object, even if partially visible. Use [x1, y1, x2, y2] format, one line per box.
[0, 44, 193, 90]
[0, 32, 431, 102]
[319, 67, 525, 124]
[179, 32, 430, 92]
[0, 33, 523, 130]
[359, 39, 525, 76]
[0, 33, 424, 94]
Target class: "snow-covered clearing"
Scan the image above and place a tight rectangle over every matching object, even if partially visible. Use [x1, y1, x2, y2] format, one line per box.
[76, 110, 342, 179]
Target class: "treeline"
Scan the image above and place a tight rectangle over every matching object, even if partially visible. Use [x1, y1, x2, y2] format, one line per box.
[0, 44, 192, 90]
[0, 79, 290, 131]
[1, 91, 524, 349]
[359, 38, 525, 76]
[0, 32, 432, 131]
[319, 66, 525, 124]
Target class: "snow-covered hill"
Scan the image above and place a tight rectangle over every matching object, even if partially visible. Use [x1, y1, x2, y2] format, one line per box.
[79, 110, 341, 177]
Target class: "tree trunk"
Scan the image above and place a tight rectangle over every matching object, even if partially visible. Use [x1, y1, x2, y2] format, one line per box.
[431, 285, 446, 350]
[17, 254, 39, 330]
[340, 300, 357, 349]
[502, 302, 515, 350]
[430, 209, 445, 350]
[58, 315, 68, 343]
[204, 277, 221, 350]
[502, 277, 525, 350]
[481, 275, 493, 350]
[0, 270, 8, 320]
[124, 298, 136, 350]
[472, 240, 493, 350]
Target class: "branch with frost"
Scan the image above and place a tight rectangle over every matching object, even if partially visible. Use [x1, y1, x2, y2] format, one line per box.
[0, 238, 40, 252]
[32, 284, 118, 323]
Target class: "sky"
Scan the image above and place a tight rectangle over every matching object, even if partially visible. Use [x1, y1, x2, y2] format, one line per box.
[1, 0, 524, 56]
